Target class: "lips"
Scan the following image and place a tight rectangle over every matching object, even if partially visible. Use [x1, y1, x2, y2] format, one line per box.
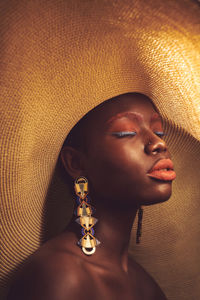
[147, 158, 176, 181]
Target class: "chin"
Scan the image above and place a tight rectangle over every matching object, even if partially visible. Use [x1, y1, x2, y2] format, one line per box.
[141, 180, 173, 206]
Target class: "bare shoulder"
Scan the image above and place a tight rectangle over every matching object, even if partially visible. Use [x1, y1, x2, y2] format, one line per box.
[128, 256, 168, 300]
[7, 234, 88, 300]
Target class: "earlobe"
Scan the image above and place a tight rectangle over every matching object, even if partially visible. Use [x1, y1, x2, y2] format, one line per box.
[60, 146, 85, 179]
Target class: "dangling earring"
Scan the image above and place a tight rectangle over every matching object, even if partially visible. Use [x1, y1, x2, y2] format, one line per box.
[136, 206, 143, 244]
[74, 176, 100, 255]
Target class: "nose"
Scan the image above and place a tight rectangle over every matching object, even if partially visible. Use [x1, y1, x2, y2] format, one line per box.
[145, 137, 167, 155]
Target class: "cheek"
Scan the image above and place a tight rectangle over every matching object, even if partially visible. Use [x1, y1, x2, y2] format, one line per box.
[88, 142, 141, 175]
[86, 143, 145, 200]
[104, 142, 144, 175]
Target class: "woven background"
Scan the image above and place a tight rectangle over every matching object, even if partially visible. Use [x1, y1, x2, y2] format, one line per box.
[0, 0, 200, 299]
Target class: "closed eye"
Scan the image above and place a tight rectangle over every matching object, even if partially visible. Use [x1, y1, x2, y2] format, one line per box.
[154, 132, 167, 138]
[111, 131, 137, 138]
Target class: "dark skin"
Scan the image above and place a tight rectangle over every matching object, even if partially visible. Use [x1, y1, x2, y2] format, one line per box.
[7, 93, 171, 300]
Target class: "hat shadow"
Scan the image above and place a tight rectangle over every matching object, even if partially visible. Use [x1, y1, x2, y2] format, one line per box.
[41, 156, 74, 243]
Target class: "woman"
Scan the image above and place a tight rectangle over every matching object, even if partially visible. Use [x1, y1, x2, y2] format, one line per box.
[1, 1, 200, 300]
[7, 93, 173, 299]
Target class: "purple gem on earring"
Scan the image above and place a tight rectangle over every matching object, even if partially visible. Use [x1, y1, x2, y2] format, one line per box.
[76, 196, 81, 205]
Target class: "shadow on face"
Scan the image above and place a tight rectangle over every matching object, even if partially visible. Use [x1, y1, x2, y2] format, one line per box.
[61, 93, 174, 210]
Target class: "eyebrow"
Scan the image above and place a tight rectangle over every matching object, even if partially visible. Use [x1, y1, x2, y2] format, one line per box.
[106, 112, 143, 125]
[106, 112, 162, 125]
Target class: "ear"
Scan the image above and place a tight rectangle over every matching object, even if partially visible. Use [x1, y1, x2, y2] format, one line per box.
[60, 146, 85, 179]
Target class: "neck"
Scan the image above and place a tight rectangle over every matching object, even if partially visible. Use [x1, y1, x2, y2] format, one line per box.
[94, 202, 138, 272]
[66, 198, 139, 273]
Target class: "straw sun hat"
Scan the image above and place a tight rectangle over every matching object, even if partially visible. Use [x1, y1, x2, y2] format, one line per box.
[0, 0, 200, 299]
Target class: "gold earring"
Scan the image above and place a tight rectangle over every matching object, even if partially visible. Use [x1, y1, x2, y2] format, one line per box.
[74, 176, 100, 255]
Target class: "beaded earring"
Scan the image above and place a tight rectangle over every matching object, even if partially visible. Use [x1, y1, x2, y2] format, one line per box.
[74, 176, 100, 255]
[136, 206, 143, 244]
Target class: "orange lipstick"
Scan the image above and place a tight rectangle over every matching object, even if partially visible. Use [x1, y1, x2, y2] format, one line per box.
[147, 158, 176, 181]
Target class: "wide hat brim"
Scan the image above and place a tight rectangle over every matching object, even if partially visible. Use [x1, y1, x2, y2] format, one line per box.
[0, 1, 200, 299]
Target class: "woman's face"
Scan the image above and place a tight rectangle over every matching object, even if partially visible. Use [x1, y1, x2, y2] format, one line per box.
[80, 94, 175, 208]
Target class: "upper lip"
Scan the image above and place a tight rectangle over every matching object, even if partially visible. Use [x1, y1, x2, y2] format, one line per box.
[148, 158, 174, 173]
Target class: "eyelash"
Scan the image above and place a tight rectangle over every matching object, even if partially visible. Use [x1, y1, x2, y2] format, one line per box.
[111, 131, 167, 138]
[111, 131, 137, 137]
[154, 132, 167, 138]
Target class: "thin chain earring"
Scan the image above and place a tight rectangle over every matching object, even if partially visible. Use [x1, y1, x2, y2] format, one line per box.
[74, 176, 100, 255]
[136, 206, 143, 244]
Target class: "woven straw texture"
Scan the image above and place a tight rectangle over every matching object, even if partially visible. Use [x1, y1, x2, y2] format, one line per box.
[0, 0, 200, 299]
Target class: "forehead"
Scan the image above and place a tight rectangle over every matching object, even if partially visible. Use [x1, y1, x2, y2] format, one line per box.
[87, 93, 162, 128]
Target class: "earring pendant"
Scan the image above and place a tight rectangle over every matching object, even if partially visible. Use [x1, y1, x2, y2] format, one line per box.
[74, 176, 100, 255]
